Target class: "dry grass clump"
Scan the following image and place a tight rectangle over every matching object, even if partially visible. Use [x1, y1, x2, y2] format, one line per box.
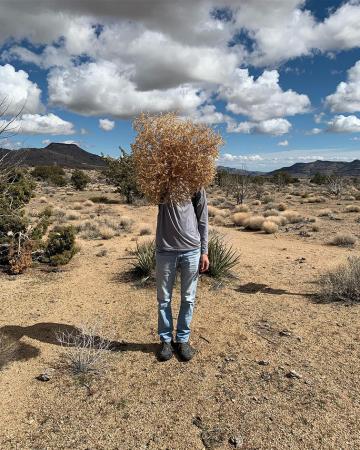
[119, 216, 134, 232]
[78, 221, 101, 239]
[232, 212, 250, 227]
[83, 199, 94, 207]
[208, 206, 227, 218]
[72, 202, 83, 210]
[98, 225, 116, 240]
[264, 209, 279, 217]
[277, 203, 287, 211]
[53, 207, 67, 221]
[252, 200, 261, 206]
[234, 204, 249, 212]
[132, 112, 223, 204]
[213, 215, 227, 226]
[345, 205, 360, 213]
[330, 232, 357, 247]
[311, 223, 320, 232]
[39, 196, 47, 203]
[306, 196, 326, 203]
[318, 208, 332, 217]
[262, 220, 278, 234]
[266, 215, 287, 226]
[244, 215, 265, 230]
[139, 224, 152, 236]
[66, 211, 81, 221]
[318, 256, 360, 302]
[262, 195, 274, 204]
[280, 210, 303, 223]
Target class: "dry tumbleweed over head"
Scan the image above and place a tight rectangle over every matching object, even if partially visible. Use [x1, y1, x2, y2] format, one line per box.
[131, 112, 223, 204]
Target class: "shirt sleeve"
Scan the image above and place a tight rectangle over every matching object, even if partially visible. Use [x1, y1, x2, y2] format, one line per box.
[193, 188, 208, 254]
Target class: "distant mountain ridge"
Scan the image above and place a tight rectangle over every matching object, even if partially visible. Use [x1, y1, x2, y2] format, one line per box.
[0, 143, 107, 169]
[268, 159, 360, 177]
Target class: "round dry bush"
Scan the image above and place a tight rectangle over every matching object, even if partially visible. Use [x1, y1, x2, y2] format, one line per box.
[132, 112, 223, 204]
[99, 225, 115, 240]
[72, 202, 83, 210]
[232, 212, 250, 226]
[66, 212, 81, 220]
[344, 195, 356, 201]
[264, 209, 279, 217]
[281, 210, 303, 223]
[318, 208, 332, 217]
[139, 224, 152, 236]
[345, 205, 360, 213]
[234, 204, 249, 212]
[262, 220, 279, 234]
[245, 215, 265, 230]
[252, 200, 261, 206]
[208, 206, 227, 218]
[83, 199, 94, 207]
[312, 223, 320, 232]
[39, 196, 47, 203]
[213, 215, 227, 226]
[266, 215, 286, 226]
[330, 233, 357, 247]
[277, 203, 287, 211]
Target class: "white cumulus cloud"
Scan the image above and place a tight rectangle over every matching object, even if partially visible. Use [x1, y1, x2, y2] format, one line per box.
[227, 118, 292, 136]
[99, 118, 115, 131]
[327, 114, 360, 133]
[325, 60, 360, 113]
[0, 113, 75, 135]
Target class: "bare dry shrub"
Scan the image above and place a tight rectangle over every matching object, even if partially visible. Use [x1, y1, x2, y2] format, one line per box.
[78, 221, 101, 239]
[262, 220, 278, 234]
[83, 199, 94, 207]
[132, 112, 223, 204]
[330, 233, 357, 247]
[245, 215, 265, 230]
[281, 210, 303, 223]
[266, 215, 286, 226]
[213, 215, 227, 226]
[39, 196, 47, 203]
[345, 205, 360, 213]
[252, 200, 261, 206]
[56, 324, 113, 374]
[232, 212, 250, 226]
[7, 239, 33, 274]
[277, 203, 287, 211]
[234, 204, 249, 213]
[318, 256, 360, 302]
[98, 225, 115, 240]
[312, 223, 320, 232]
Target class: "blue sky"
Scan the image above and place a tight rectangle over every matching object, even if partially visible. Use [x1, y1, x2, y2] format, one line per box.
[0, 0, 359, 171]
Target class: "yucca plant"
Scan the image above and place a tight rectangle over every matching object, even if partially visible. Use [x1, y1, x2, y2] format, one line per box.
[132, 240, 156, 280]
[207, 232, 240, 280]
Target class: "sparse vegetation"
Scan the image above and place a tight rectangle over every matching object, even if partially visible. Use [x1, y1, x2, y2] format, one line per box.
[43, 225, 78, 265]
[318, 256, 360, 302]
[207, 232, 240, 280]
[330, 232, 357, 247]
[71, 169, 91, 191]
[132, 240, 156, 279]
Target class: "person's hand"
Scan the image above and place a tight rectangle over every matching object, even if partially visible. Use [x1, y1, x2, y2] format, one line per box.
[199, 254, 209, 273]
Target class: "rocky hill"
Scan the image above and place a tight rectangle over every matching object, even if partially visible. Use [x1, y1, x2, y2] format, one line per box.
[268, 159, 360, 177]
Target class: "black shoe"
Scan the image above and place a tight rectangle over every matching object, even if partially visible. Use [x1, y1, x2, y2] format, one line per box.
[157, 341, 174, 361]
[176, 342, 195, 361]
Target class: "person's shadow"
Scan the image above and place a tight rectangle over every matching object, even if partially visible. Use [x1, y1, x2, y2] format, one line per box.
[0, 322, 158, 369]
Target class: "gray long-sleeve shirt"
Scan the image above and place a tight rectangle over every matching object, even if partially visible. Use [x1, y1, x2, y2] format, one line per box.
[155, 188, 208, 254]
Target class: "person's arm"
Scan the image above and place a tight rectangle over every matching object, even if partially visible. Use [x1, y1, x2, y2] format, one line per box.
[193, 188, 209, 272]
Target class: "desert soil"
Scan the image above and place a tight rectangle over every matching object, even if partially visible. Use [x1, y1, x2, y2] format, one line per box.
[1, 186, 360, 450]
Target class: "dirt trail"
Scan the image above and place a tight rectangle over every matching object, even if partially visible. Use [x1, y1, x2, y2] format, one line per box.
[1, 204, 359, 449]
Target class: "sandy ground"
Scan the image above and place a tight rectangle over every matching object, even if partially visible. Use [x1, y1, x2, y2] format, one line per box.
[1, 188, 360, 450]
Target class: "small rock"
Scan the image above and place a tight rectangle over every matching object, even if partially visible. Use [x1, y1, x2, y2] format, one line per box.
[279, 330, 292, 337]
[286, 370, 302, 379]
[36, 373, 50, 382]
[224, 356, 236, 362]
[258, 359, 270, 366]
[229, 435, 244, 448]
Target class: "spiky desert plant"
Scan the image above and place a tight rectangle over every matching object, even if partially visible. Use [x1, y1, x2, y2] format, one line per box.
[133, 240, 156, 278]
[318, 256, 360, 302]
[207, 232, 240, 280]
[132, 112, 223, 204]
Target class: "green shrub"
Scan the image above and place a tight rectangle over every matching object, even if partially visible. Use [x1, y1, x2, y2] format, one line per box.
[132, 240, 156, 278]
[318, 256, 360, 302]
[31, 166, 67, 186]
[44, 225, 78, 266]
[71, 169, 91, 191]
[207, 232, 240, 280]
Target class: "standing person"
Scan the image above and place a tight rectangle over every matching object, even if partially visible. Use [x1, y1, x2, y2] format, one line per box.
[155, 188, 209, 362]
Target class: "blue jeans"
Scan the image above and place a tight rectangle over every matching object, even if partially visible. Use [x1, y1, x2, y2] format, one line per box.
[156, 248, 201, 343]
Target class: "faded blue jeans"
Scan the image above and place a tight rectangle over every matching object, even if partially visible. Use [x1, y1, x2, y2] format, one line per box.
[156, 248, 201, 343]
